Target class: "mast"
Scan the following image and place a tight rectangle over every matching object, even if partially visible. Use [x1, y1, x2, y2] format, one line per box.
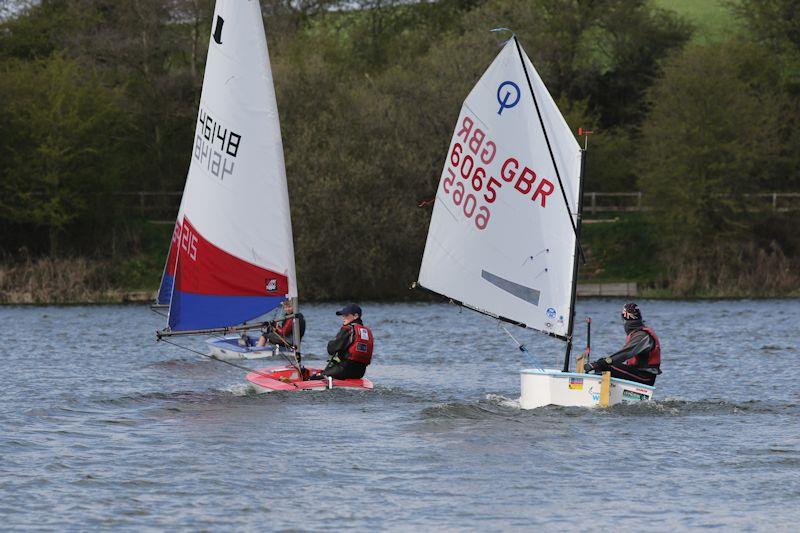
[513, 35, 585, 263]
[562, 148, 587, 371]
[512, 33, 587, 368]
[292, 296, 301, 370]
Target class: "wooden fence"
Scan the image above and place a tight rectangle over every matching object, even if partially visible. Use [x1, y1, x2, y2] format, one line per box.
[581, 192, 800, 214]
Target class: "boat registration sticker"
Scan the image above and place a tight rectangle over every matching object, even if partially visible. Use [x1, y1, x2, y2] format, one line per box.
[568, 378, 583, 390]
[622, 390, 648, 402]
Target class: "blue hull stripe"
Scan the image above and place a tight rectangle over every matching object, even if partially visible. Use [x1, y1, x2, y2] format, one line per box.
[168, 291, 285, 331]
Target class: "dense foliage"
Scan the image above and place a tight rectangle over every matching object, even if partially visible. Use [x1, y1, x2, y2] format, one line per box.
[0, 0, 798, 298]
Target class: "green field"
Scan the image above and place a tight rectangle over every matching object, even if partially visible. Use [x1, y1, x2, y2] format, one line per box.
[654, 0, 739, 42]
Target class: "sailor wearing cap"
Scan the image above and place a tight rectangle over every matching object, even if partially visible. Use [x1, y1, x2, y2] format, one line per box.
[309, 303, 374, 381]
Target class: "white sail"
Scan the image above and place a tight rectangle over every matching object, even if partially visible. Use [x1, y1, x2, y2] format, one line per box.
[417, 38, 582, 338]
[166, 0, 297, 331]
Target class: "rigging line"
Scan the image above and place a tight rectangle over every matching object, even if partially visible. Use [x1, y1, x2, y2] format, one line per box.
[158, 337, 281, 381]
[512, 35, 586, 264]
[267, 327, 303, 374]
[499, 324, 543, 370]
[149, 306, 168, 318]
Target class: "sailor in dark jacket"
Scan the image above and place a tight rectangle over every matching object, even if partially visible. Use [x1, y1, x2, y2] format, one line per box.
[584, 302, 662, 386]
[309, 303, 373, 380]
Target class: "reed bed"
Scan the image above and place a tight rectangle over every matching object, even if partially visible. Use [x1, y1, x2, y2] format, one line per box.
[665, 242, 800, 298]
[0, 257, 147, 304]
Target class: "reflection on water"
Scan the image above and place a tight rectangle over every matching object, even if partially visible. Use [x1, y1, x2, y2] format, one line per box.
[1, 299, 799, 529]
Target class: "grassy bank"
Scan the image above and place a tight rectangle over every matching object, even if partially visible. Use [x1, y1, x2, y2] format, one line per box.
[654, 0, 738, 43]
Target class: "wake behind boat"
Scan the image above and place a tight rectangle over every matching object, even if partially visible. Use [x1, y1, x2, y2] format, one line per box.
[415, 33, 653, 409]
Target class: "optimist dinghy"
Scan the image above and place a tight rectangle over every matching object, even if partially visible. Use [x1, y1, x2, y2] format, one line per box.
[414, 34, 653, 409]
[246, 365, 373, 393]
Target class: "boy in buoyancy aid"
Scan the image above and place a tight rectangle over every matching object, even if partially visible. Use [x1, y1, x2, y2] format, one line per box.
[584, 302, 662, 386]
[256, 300, 306, 348]
[309, 303, 373, 380]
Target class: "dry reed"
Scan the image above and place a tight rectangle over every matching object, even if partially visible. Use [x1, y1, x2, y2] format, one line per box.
[666, 241, 800, 297]
[0, 257, 113, 303]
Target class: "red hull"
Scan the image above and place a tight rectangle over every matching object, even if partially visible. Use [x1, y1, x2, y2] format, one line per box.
[246, 365, 373, 391]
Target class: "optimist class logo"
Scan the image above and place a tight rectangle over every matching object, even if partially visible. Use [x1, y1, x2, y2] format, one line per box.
[496, 81, 520, 115]
[265, 278, 277, 292]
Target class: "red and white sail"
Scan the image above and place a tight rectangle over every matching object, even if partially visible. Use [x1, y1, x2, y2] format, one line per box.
[417, 38, 582, 338]
[166, 0, 296, 331]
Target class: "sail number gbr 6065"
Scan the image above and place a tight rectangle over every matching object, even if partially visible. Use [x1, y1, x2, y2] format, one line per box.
[441, 115, 555, 231]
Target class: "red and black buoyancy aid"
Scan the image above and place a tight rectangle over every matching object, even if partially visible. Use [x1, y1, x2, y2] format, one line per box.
[345, 323, 374, 365]
[623, 326, 661, 368]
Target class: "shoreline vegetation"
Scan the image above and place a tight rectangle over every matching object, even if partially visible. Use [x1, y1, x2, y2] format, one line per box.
[2, 254, 797, 305]
[1, 0, 799, 302]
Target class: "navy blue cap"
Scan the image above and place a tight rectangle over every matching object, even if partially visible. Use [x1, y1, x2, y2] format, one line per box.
[335, 303, 362, 316]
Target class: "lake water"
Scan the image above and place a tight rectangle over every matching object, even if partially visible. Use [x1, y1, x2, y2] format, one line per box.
[1, 299, 799, 530]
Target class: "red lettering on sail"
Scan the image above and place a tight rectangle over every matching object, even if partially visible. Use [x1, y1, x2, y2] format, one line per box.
[533, 178, 554, 207]
[514, 167, 537, 195]
[480, 141, 496, 165]
[500, 157, 518, 182]
[440, 112, 561, 231]
[175, 217, 288, 296]
[468, 128, 485, 155]
[456, 116, 473, 142]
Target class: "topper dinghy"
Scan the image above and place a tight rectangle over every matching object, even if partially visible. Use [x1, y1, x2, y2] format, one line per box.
[157, 0, 303, 371]
[414, 34, 653, 409]
[206, 334, 285, 360]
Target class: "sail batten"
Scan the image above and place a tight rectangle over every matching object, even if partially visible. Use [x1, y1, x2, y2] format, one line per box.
[417, 39, 582, 338]
[164, 0, 296, 333]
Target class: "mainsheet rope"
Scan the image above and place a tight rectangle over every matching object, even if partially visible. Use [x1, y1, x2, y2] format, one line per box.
[158, 337, 284, 380]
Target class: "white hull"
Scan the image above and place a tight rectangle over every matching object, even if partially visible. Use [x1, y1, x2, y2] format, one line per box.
[206, 336, 280, 361]
[519, 368, 654, 410]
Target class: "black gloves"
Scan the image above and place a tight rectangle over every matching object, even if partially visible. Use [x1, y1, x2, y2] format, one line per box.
[585, 357, 612, 373]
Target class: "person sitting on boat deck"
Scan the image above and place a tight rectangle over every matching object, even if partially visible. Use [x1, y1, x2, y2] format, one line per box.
[583, 302, 661, 386]
[308, 303, 373, 381]
[256, 300, 305, 348]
